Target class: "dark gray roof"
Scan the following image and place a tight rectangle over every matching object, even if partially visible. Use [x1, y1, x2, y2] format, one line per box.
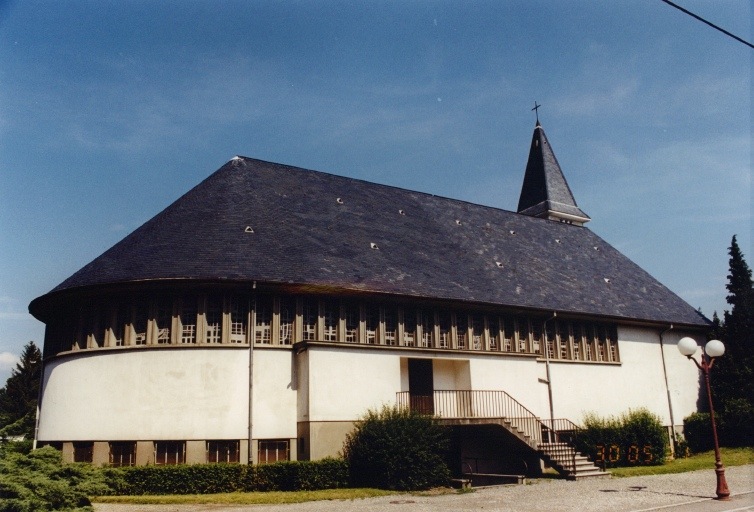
[517, 122, 590, 223]
[32, 156, 707, 327]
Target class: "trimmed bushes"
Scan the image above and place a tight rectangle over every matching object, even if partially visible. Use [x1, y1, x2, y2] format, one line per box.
[108, 458, 349, 495]
[574, 409, 668, 468]
[342, 405, 450, 490]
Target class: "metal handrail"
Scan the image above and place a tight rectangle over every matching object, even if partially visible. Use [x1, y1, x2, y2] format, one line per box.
[396, 389, 545, 446]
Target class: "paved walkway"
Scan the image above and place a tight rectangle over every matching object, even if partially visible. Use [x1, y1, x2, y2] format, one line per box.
[94, 464, 754, 512]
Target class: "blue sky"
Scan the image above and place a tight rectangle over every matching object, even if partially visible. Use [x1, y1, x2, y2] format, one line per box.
[0, 0, 750, 384]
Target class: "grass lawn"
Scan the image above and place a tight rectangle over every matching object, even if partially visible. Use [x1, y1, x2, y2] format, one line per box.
[609, 446, 753, 477]
[93, 488, 399, 505]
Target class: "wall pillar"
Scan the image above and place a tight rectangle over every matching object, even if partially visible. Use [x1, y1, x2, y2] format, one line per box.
[185, 440, 205, 464]
[92, 442, 110, 466]
[135, 441, 153, 465]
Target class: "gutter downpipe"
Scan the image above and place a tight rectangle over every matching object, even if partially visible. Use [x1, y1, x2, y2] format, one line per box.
[659, 324, 676, 456]
[543, 312, 557, 443]
[248, 286, 256, 465]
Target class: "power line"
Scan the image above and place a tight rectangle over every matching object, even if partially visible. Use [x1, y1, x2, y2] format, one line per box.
[659, 0, 754, 50]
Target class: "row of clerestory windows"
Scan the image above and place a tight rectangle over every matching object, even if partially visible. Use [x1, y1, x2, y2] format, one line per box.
[44, 294, 620, 363]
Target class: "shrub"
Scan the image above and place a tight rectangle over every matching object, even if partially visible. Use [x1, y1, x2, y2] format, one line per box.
[111, 458, 348, 495]
[575, 409, 667, 468]
[342, 405, 450, 490]
[683, 412, 714, 453]
[0, 446, 112, 512]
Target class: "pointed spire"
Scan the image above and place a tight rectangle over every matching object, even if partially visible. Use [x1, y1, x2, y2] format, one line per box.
[517, 122, 590, 226]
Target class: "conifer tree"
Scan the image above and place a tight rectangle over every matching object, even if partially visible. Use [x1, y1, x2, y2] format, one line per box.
[709, 235, 754, 446]
[0, 341, 42, 439]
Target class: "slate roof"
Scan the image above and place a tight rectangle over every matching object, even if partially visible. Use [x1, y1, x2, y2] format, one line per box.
[517, 122, 590, 223]
[31, 155, 707, 328]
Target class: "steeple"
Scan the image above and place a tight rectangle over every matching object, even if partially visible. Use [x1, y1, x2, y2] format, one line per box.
[517, 121, 590, 226]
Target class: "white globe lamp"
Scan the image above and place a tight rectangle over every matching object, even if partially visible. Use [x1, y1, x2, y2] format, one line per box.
[705, 339, 725, 358]
[677, 337, 698, 357]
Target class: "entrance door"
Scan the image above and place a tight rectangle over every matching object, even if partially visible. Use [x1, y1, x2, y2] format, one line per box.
[408, 359, 434, 415]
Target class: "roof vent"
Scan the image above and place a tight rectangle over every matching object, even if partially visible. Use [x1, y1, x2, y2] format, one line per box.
[555, 239, 561, 244]
[509, 230, 516, 235]
[336, 197, 344, 204]
[370, 242, 379, 250]
[594, 246, 600, 251]
[398, 209, 406, 215]
[244, 226, 254, 233]
[455, 219, 462, 225]
[495, 261, 504, 268]
[604, 278, 611, 284]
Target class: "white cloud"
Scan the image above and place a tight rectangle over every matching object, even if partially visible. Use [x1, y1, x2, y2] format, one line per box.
[0, 352, 18, 371]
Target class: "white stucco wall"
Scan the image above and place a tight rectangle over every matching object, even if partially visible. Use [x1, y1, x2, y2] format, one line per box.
[547, 327, 702, 426]
[37, 347, 250, 441]
[305, 347, 401, 421]
[251, 348, 298, 438]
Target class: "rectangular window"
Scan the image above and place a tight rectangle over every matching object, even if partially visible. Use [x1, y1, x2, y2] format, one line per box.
[155, 441, 185, 465]
[488, 316, 500, 351]
[180, 301, 197, 344]
[205, 298, 222, 343]
[608, 326, 619, 362]
[438, 312, 451, 349]
[73, 441, 93, 463]
[302, 299, 317, 341]
[344, 304, 358, 343]
[156, 301, 173, 344]
[583, 324, 596, 361]
[279, 298, 295, 345]
[471, 314, 484, 350]
[229, 296, 249, 343]
[254, 297, 272, 344]
[503, 317, 514, 352]
[110, 441, 136, 467]
[571, 323, 582, 361]
[133, 305, 148, 345]
[517, 318, 528, 352]
[419, 311, 432, 348]
[557, 323, 569, 359]
[113, 307, 125, 347]
[384, 308, 397, 346]
[531, 321, 542, 355]
[544, 322, 556, 358]
[402, 310, 416, 347]
[365, 306, 378, 344]
[456, 314, 468, 350]
[207, 440, 240, 464]
[597, 326, 607, 362]
[322, 301, 338, 342]
[258, 440, 289, 464]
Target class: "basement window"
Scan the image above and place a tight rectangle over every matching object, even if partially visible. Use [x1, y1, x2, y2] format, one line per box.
[110, 441, 136, 467]
[155, 441, 185, 465]
[73, 442, 93, 463]
[207, 440, 240, 464]
[258, 440, 289, 464]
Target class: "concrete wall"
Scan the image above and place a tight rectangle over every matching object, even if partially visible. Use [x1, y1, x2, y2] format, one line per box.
[37, 347, 250, 441]
[547, 327, 702, 426]
[252, 348, 298, 439]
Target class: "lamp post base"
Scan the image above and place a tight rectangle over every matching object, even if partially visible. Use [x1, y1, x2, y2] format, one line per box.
[715, 463, 730, 501]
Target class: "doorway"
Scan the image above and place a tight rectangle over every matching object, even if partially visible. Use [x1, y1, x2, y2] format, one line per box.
[408, 359, 434, 414]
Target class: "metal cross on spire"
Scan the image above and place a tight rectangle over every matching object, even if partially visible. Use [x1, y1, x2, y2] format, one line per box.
[532, 101, 542, 124]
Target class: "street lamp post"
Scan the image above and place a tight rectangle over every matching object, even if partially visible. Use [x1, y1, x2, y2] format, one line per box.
[677, 337, 730, 501]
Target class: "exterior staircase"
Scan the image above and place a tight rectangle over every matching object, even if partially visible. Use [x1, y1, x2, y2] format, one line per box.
[538, 442, 609, 479]
[396, 390, 610, 480]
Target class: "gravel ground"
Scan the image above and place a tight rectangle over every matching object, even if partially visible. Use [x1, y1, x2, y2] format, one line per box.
[94, 464, 754, 512]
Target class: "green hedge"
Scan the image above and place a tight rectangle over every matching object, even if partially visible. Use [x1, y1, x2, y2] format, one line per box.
[574, 409, 668, 468]
[683, 401, 754, 453]
[108, 458, 349, 495]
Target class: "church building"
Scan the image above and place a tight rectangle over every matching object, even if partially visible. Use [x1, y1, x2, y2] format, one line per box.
[29, 122, 708, 476]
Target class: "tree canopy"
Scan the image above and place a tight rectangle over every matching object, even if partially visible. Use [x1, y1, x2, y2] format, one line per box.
[0, 341, 42, 439]
[708, 235, 754, 446]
